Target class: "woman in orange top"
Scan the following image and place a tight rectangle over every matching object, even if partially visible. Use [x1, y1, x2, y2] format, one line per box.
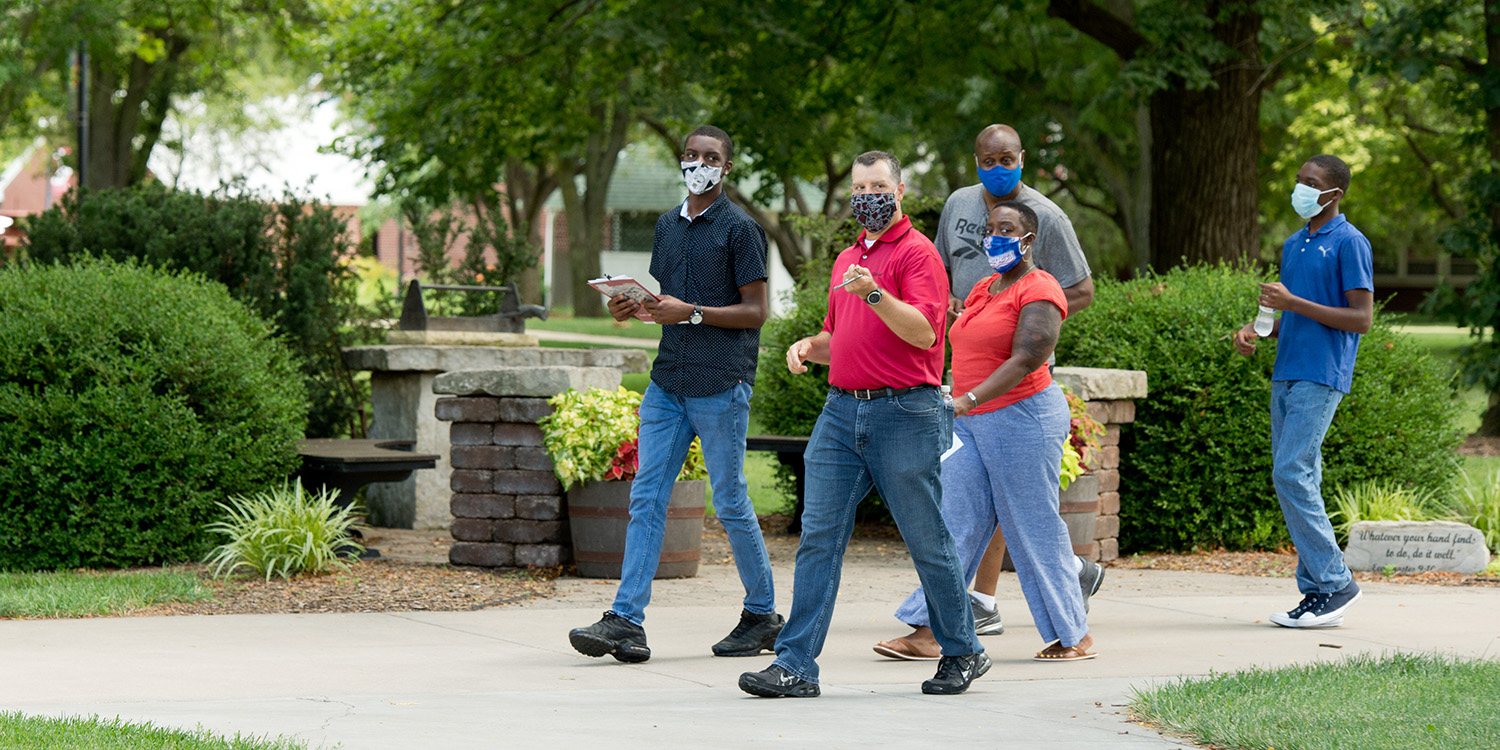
[875, 201, 1096, 662]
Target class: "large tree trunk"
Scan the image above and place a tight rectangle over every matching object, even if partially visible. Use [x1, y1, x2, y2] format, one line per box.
[1049, 0, 1264, 272]
[1479, 0, 1500, 435]
[504, 159, 558, 306]
[1148, 6, 1264, 270]
[1128, 104, 1153, 275]
[566, 98, 631, 318]
[83, 36, 185, 190]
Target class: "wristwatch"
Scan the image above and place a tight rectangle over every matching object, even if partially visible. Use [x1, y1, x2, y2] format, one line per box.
[864, 288, 883, 305]
[689, 304, 703, 325]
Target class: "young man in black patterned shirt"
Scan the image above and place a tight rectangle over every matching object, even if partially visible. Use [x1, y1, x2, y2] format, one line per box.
[568, 126, 781, 663]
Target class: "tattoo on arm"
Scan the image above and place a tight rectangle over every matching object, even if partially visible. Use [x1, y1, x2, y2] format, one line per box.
[1012, 302, 1061, 368]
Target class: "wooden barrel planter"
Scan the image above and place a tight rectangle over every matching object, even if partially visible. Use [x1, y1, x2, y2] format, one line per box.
[566, 479, 706, 579]
[1002, 473, 1100, 570]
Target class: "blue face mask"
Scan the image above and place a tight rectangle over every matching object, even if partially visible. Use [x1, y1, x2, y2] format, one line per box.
[977, 160, 1022, 198]
[982, 232, 1034, 273]
[1291, 182, 1339, 220]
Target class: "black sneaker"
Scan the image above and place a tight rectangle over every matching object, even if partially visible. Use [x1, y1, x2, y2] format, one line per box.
[739, 664, 820, 698]
[1269, 580, 1361, 629]
[970, 594, 1004, 636]
[1078, 556, 1106, 613]
[921, 652, 992, 695]
[569, 612, 651, 663]
[712, 609, 785, 657]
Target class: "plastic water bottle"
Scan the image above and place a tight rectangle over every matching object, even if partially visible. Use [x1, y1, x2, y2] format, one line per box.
[940, 385, 954, 407]
[1253, 305, 1276, 338]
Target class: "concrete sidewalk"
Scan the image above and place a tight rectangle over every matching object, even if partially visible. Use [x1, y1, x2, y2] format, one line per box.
[4, 541, 1498, 749]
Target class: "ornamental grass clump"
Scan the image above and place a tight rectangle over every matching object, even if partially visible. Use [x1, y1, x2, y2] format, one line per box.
[1450, 469, 1500, 552]
[539, 386, 706, 489]
[205, 483, 364, 580]
[1328, 480, 1444, 545]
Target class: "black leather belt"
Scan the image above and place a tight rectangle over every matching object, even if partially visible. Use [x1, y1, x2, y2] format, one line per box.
[830, 385, 935, 400]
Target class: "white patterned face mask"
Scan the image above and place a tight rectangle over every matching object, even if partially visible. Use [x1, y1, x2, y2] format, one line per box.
[681, 161, 723, 195]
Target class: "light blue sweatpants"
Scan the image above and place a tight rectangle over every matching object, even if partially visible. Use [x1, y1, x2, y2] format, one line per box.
[893, 383, 1088, 647]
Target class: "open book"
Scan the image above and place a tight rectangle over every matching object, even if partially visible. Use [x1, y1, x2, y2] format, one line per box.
[587, 275, 660, 323]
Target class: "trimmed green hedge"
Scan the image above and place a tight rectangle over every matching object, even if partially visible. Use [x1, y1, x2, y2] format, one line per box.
[1057, 264, 1463, 551]
[19, 183, 361, 437]
[0, 260, 307, 570]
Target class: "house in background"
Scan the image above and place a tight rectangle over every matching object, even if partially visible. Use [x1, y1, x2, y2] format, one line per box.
[0, 139, 72, 258]
[541, 147, 797, 315]
[370, 144, 797, 316]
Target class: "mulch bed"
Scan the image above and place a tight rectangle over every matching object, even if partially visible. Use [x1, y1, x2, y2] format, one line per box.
[1459, 434, 1500, 457]
[129, 560, 558, 617]
[1111, 549, 1500, 587]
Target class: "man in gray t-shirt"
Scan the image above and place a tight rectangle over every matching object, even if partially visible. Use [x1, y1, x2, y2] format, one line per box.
[935, 124, 1094, 319]
[929, 123, 1104, 639]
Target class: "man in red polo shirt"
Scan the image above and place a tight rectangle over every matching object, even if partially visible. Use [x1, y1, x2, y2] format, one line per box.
[738, 151, 988, 699]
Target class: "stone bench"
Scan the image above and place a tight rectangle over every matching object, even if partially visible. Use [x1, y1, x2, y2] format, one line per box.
[295, 438, 439, 509]
[745, 434, 810, 532]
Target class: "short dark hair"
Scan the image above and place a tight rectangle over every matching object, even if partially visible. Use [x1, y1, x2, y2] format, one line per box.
[991, 200, 1038, 237]
[1307, 154, 1351, 193]
[686, 125, 733, 162]
[853, 150, 902, 184]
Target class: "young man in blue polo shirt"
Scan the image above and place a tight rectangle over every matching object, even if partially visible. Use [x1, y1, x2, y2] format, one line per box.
[1233, 154, 1373, 628]
[568, 125, 781, 661]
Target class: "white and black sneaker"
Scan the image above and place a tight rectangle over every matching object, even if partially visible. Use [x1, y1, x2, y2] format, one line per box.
[739, 664, 820, 698]
[921, 652, 992, 695]
[1078, 556, 1106, 613]
[1269, 581, 1361, 628]
[971, 593, 1004, 636]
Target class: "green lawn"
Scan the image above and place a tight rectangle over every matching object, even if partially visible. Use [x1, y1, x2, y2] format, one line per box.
[0, 713, 306, 750]
[0, 568, 210, 619]
[1131, 653, 1500, 750]
[1402, 326, 1491, 436]
[1464, 454, 1500, 485]
[528, 308, 663, 340]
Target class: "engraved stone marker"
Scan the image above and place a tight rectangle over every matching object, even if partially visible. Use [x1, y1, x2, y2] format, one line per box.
[1343, 520, 1491, 575]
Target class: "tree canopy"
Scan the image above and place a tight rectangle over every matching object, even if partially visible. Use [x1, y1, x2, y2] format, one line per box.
[4, 0, 1498, 432]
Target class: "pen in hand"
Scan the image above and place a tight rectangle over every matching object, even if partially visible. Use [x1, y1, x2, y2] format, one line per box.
[833, 274, 860, 290]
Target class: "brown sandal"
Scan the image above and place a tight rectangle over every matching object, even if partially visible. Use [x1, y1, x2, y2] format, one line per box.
[873, 636, 940, 661]
[1033, 640, 1099, 662]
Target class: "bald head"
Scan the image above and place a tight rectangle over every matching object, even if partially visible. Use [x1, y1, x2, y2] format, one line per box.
[974, 124, 1027, 198]
[975, 124, 1023, 155]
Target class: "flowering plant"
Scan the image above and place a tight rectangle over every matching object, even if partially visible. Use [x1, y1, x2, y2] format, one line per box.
[538, 386, 707, 489]
[1059, 384, 1106, 490]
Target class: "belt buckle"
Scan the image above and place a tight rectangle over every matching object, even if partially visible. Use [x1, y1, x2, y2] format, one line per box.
[853, 388, 874, 400]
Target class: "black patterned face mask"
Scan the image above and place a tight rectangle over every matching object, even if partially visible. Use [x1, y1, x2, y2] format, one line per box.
[850, 192, 897, 233]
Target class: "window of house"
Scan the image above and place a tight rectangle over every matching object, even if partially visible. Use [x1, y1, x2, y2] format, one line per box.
[612, 211, 658, 253]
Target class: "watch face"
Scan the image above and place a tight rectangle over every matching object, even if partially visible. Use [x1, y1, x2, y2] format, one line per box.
[865, 289, 882, 305]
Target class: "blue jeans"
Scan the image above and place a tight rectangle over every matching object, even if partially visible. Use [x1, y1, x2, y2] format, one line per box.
[893, 384, 1085, 646]
[609, 382, 774, 625]
[1271, 380, 1352, 595]
[773, 388, 981, 683]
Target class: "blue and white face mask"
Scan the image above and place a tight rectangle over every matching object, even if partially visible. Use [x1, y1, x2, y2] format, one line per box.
[1291, 182, 1339, 219]
[981, 232, 1035, 272]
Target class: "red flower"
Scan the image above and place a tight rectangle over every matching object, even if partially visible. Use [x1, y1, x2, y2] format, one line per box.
[607, 438, 640, 482]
